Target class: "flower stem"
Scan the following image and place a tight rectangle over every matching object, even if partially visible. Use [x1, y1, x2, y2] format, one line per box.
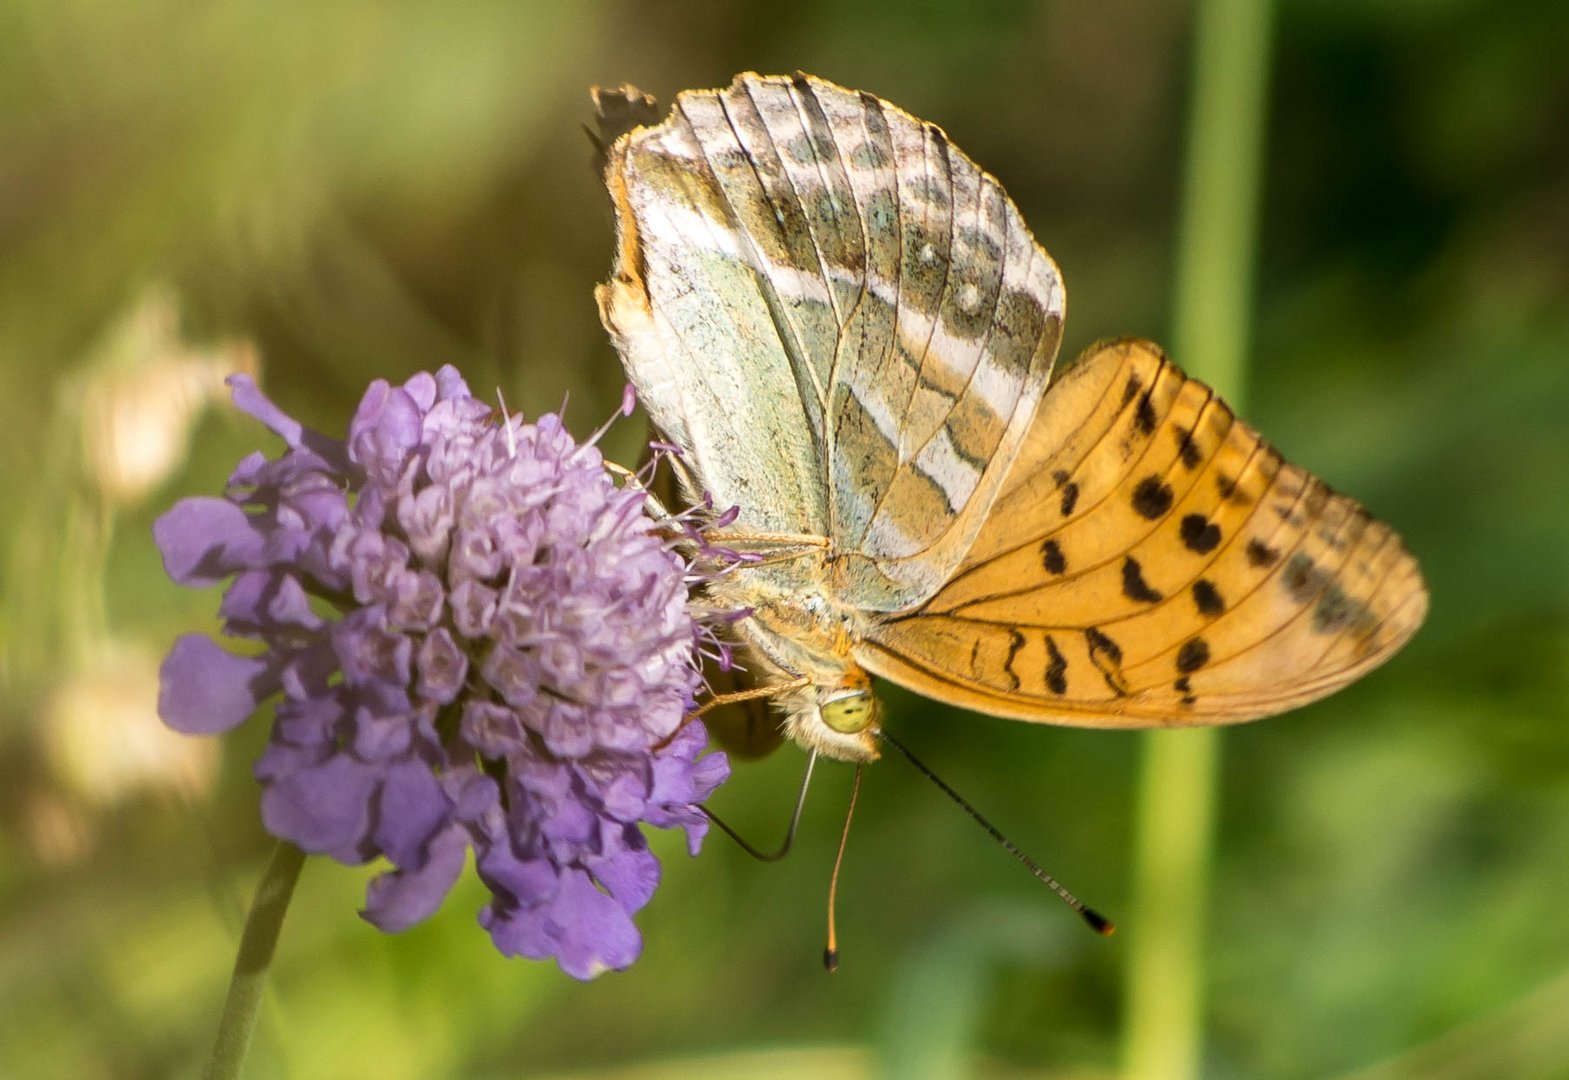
[203, 841, 306, 1080]
[1122, 0, 1274, 1078]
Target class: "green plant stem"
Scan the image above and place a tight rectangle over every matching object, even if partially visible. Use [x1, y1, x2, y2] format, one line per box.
[1122, 0, 1274, 1078]
[203, 842, 306, 1080]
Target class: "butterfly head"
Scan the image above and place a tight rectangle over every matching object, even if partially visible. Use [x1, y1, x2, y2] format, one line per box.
[781, 682, 882, 763]
[713, 574, 886, 761]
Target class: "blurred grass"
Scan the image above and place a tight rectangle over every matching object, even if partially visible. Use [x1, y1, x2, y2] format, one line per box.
[2, 1, 1567, 1078]
[1124, 0, 1273, 1076]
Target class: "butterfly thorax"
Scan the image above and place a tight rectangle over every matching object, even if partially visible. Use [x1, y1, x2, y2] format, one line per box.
[707, 556, 882, 763]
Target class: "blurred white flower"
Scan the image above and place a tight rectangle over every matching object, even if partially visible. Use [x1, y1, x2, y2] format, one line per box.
[78, 288, 257, 505]
[42, 640, 218, 808]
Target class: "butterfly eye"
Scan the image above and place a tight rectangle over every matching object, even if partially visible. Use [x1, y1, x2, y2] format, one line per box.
[821, 690, 877, 735]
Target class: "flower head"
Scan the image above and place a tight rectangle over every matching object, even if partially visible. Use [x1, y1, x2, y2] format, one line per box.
[156, 367, 730, 978]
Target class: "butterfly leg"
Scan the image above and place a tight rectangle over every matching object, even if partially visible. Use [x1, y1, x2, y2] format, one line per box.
[687, 677, 811, 720]
[702, 749, 819, 862]
[707, 530, 830, 548]
[703, 532, 830, 569]
[651, 675, 810, 755]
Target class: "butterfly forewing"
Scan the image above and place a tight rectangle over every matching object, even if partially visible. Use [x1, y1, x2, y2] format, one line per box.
[856, 339, 1428, 726]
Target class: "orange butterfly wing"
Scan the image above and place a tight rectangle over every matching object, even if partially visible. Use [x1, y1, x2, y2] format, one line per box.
[854, 338, 1427, 727]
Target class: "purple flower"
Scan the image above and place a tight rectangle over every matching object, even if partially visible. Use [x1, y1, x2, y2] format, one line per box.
[156, 367, 732, 979]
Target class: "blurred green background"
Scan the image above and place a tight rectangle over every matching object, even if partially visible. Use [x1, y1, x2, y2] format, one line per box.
[3, 1, 1567, 1077]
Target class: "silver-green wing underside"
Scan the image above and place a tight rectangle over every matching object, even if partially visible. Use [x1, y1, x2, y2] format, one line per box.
[598, 72, 1065, 612]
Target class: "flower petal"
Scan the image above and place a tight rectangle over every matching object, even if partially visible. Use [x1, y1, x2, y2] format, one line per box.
[260, 754, 378, 859]
[348, 380, 424, 483]
[416, 628, 468, 705]
[220, 569, 323, 634]
[482, 868, 642, 979]
[373, 759, 451, 866]
[552, 869, 644, 979]
[432, 365, 472, 403]
[158, 633, 276, 734]
[362, 824, 469, 933]
[475, 843, 558, 907]
[591, 827, 661, 912]
[154, 498, 264, 586]
[227, 374, 349, 471]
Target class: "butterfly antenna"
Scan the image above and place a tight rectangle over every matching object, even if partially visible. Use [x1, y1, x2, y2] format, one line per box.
[875, 728, 1115, 936]
[701, 749, 818, 862]
[823, 763, 863, 972]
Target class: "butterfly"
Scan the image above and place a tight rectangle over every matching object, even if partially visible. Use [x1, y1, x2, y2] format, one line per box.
[596, 72, 1427, 764]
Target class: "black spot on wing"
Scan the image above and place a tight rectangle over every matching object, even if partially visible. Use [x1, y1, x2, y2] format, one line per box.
[1085, 627, 1122, 664]
[1058, 481, 1080, 517]
[1282, 553, 1327, 604]
[1044, 635, 1068, 695]
[1216, 470, 1255, 506]
[1121, 556, 1164, 604]
[1134, 392, 1158, 436]
[1052, 470, 1080, 517]
[1121, 372, 1142, 408]
[1060, 482, 1080, 516]
[1180, 513, 1222, 554]
[1246, 538, 1280, 568]
[1174, 675, 1197, 706]
[1003, 629, 1026, 691]
[1176, 637, 1211, 674]
[1192, 579, 1225, 617]
[1040, 539, 1067, 575]
[1132, 476, 1174, 520]
[1085, 627, 1129, 696]
[1173, 425, 1202, 469]
[1313, 583, 1372, 634]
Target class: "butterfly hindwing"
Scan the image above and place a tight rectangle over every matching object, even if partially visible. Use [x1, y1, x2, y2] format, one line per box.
[856, 339, 1427, 726]
[600, 72, 1065, 612]
[599, 84, 831, 538]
